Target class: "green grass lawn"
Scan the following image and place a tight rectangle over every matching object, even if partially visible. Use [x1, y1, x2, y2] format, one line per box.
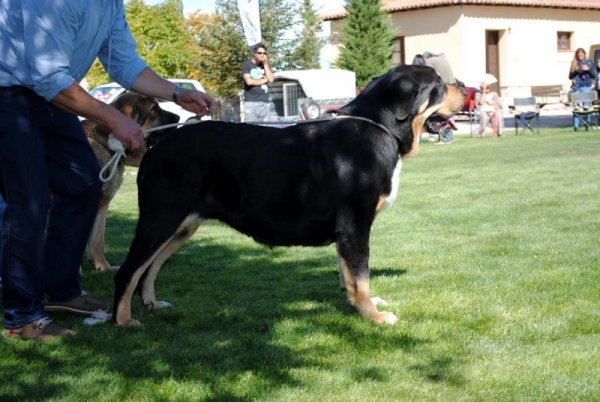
[1, 129, 599, 401]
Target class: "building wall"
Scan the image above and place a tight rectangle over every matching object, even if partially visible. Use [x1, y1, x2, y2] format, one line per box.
[328, 5, 600, 101]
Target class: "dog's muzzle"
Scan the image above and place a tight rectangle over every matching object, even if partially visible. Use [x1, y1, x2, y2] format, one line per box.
[425, 115, 458, 134]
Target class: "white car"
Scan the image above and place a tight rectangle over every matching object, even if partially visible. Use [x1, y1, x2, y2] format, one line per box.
[88, 82, 125, 104]
[158, 79, 210, 122]
[87, 78, 210, 122]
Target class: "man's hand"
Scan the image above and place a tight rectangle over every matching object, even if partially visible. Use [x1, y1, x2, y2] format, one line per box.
[51, 82, 143, 150]
[107, 114, 144, 150]
[176, 89, 216, 119]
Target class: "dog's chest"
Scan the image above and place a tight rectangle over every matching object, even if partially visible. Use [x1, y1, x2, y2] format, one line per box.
[379, 159, 403, 212]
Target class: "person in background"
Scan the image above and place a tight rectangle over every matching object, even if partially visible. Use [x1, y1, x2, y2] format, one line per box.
[474, 82, 503, 138]
[426, 49, 455, 87]
[425, 49, 456, 144]
[569, 48, 596, 131]
[241, 43, 275, 122]
[412, 54, 427, 66]
[0, 0, 215, 341]
[594, 58, 600, 100]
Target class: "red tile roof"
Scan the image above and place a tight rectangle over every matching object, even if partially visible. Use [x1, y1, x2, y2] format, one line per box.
[321, 0, 600, 20]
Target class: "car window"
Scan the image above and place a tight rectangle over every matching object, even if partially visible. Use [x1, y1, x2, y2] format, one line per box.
[89, 86, 123, 102]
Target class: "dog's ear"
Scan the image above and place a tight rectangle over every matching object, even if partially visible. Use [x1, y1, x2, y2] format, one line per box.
[383, 73, 419, 121]
[111, 94, 146, 124]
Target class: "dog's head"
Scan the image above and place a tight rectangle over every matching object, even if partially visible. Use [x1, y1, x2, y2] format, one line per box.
[111, 93, 180, 166]
[340, 65, 465, 156]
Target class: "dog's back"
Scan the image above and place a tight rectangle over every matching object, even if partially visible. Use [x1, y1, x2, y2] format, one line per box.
[137, 120, 397, 246]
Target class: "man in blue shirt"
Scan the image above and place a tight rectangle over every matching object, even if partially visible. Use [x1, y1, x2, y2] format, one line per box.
[0, 0, 215, 340]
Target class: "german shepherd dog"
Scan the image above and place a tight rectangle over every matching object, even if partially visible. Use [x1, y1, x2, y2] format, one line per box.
[82, 93, 179, 271]
[112, 65, 465, 325]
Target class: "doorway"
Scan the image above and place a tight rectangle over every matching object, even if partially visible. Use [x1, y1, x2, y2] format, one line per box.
[486, 30, 500, 93]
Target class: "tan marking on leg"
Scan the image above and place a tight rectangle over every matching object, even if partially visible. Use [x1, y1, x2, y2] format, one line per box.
[88, 202, 116, 271]
[375, 196, 387, 214]
[337, 247, 397, 324]
[351, 279, 398, 324]
[115, 236, 177, 325]
[336, 245, 349, 290]
[142, 222, 201, 309]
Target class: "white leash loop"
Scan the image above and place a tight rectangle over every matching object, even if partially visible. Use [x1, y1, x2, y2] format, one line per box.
[98, 134, 126, 182]
[98, 119, 205, 183]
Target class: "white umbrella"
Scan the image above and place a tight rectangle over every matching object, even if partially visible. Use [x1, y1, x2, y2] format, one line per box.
[466, 73, 498, 88]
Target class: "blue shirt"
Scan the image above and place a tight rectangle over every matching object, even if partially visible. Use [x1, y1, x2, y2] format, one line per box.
[0, 0, 147, 101]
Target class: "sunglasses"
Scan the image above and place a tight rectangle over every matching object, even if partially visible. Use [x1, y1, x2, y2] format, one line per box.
[256, 51, 267, 55]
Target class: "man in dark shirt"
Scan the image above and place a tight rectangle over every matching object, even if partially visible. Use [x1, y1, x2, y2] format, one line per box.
[241, 43, 274, 122]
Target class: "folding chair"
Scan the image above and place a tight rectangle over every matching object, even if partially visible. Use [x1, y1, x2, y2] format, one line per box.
[468, 99, 480, 137]
[469, 99, 496, 137]
[569, 91, 599, 131]
[511, 97, 540, 135]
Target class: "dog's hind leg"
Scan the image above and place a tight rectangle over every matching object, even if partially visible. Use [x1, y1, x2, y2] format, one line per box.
[113, 216, 188, 326]
[336, 232, 398, 325]
[113, 238, 174, 326]
[138, 220, 201, 310]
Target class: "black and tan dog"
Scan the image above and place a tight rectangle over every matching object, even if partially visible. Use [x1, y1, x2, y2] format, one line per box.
[83, 93, 179, 271]
[112, 65, 465, 326]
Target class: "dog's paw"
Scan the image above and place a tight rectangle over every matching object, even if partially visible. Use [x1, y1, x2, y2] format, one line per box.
[378, 312, 398, 325]
[116, 318, 142, 326]
[95, 264, 120, 272]
[370, 296, 389, 306]
[143, 300, 173, 310]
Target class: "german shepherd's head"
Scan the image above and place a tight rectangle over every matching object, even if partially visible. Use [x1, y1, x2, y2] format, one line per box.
[110, 93, 180, 166]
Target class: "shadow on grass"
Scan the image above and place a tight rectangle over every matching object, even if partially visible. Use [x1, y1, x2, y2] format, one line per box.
[0, 213, 454, 401]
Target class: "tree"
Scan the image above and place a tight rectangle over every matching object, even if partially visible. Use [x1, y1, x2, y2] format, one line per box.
[286, 0, 325, 70]
[127, 0, 195, 78]
[335, 0, 397, 89]
[85, 0, 195, 88]
[192, 0, 296, 97]
[185, 11, 222, 92]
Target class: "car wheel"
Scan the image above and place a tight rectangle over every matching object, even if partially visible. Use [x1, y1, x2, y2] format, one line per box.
[302, 100, 321, 120]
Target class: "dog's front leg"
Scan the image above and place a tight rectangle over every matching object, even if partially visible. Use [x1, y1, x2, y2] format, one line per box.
[88, 202, 118, 271]
[336, 232, 397, 325]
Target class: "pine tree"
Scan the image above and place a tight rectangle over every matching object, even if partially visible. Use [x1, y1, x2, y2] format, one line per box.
[286, 0, 325, 70]
[335, 0, 397, 89]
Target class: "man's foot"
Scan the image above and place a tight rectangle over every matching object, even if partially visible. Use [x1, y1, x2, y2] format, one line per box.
[4, 317, 75, 341]
[435, 141, 452, 145]
[44, 294, 109, 316]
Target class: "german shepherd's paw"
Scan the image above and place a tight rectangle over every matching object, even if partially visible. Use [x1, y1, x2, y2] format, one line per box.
[143, 300, 173, 310]
[117, 318, 142, 326]
[377, 312, 398, 325]
[370, 296, 389, 306]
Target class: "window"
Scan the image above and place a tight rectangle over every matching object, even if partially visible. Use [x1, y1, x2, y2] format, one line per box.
[557, 32, 571, 50]
[391, 36, 405, 65]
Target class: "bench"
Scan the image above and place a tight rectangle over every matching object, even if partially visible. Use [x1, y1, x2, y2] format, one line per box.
[531, 85, 568, 107]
